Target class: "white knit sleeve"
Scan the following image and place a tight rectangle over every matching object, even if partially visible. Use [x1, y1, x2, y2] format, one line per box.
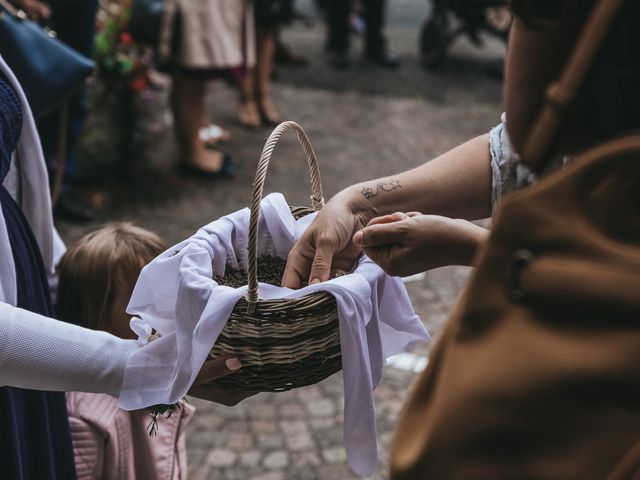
[0, 302, 140, 397]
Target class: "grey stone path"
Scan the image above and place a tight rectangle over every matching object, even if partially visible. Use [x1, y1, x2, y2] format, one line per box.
[57, 1, 504, 478]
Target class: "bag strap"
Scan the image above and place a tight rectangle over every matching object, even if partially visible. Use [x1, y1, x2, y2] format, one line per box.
[0, 0, 23, 17]
[520, 0, 627, 173]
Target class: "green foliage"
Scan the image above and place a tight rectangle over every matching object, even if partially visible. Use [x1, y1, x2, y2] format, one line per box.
[94, 0, 152, 92]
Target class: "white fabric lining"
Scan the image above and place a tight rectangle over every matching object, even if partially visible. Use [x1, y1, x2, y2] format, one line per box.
[121, 193, 430, 477]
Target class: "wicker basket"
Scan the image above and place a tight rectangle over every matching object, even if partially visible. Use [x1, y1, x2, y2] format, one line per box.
[210, 122, 342, 392]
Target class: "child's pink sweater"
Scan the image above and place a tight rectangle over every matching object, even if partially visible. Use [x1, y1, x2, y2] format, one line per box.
[66, 392, 194, 480]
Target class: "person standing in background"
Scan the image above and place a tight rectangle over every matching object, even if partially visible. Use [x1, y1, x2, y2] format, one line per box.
[238, 0, 291, 128]
[326, 0, 399, 69]
[163, 0, 253, 178]
[35, 0, 100, 222]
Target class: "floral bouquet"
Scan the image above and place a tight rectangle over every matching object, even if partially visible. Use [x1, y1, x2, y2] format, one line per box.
[94, 0, 153, 92]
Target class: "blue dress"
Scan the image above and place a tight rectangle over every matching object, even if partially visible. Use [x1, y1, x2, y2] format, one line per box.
[0, 74, 76, 478]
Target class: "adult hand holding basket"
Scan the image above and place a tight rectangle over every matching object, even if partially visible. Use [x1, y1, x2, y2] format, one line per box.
[120, 122, 429, 476]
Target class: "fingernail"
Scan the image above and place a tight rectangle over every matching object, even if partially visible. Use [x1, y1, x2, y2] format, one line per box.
[353, 231, 363, 245]
[225, 358, 242, 371]
[310, 278, 320, 285]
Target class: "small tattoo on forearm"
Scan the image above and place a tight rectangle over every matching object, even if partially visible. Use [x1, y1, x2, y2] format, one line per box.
[361, 179, 401, 199]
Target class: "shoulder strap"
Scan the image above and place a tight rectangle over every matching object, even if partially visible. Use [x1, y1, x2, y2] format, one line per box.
[520, 0, 626, 172]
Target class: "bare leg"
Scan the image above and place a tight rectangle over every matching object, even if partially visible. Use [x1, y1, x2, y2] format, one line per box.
[238, 67, 261, 128]
[256, 26, 282, 124]
[171, 73, 224, 172]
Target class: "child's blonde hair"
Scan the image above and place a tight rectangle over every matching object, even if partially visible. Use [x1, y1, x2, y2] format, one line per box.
[56, 223, 166, 330]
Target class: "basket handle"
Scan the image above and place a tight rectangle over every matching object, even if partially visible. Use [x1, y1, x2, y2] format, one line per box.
[246, 121, 325, 313]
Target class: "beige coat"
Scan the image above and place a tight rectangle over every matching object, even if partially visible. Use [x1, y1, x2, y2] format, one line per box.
[66, 392, 194, 480]
[160, 0, 256, 69]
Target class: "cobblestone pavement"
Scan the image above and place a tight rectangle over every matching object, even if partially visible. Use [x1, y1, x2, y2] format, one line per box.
[57, 1, 504, 478]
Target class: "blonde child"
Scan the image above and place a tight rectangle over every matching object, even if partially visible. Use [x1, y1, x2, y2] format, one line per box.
[56, 223, 194, 480]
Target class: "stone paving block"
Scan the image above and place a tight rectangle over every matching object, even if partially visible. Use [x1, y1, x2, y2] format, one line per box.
[317, 463, 357, 480]
[285, 431, 315, 451]
[279, 419, 307, 434]
[189, 429, 225, 449]
[263, 450, 289, 470]
[250, 403, 278, 419]
[279, 402, 305, 417]
[214, 406, 246, 420]
[316, 427, 343, 448]
[304, 397, 335, 417]
[191, 412, 224, 430]
[205, 448, 237, 468]
[188, 470, 209, 480]
[224, 420, 250, 433]
[238, 450, 262, 468]
[251, 472, 286, 480]
[286, 469, 319, 480]
[225, 432, 254, 450]
[296, 385, 322, 401]
[291, 450, 322, 469]
[318, 376, 343, 396]
[321, 446, 348, 464]
[308, 416, 336, 430]
[257, 433, 285, 449]
[252, 419, 278, 434]
[222, 470, 247, 480]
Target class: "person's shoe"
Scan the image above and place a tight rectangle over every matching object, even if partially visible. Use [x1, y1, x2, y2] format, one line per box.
[53, 191, 95, 223]
[327, 50, 350, 69]
[364, 49, 401, 68]
[178, 153, 237, 179]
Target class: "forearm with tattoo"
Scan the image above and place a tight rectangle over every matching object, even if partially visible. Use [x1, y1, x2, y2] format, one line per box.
[360, 179, 402, 200]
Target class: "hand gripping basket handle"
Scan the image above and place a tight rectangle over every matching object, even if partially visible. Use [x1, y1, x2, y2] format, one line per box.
[246, 121, 325, 313]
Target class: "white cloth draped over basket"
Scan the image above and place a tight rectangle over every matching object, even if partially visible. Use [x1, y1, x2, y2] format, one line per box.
[119, 193, 430, 477]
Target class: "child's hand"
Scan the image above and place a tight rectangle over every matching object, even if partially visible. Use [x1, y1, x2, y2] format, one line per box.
[188, 356, 257, 406]
[352, 212, 489, 277]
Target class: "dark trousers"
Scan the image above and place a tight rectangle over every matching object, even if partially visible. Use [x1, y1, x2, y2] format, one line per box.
[326, 0, 386, 55]
[36, 0, 99, 185]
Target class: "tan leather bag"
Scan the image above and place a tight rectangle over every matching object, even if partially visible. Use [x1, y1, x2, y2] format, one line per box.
[390, 1, 640, 478]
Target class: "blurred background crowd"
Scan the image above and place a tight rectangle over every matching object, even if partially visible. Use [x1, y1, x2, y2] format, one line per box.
[3, 0, 510, 224]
